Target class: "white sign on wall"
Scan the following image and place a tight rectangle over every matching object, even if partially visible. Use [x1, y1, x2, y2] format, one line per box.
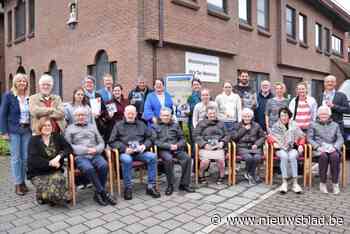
[185, 52, 220, 83]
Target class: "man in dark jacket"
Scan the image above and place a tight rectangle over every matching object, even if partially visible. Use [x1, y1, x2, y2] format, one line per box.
[255, 80, 273, 131]
[128, 77, 152, 120]
[109, 105, 160, 200]
[233, 70, 257, 110]
[322, 75, 350, 137]
[153, 107, 195, 195]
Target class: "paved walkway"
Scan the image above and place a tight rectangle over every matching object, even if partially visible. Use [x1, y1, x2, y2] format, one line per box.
[0, 156, 349, 233]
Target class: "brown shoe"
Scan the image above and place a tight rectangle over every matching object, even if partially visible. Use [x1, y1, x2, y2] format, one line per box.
[15, 185, 25, 196]
[21, 183, 29, 193]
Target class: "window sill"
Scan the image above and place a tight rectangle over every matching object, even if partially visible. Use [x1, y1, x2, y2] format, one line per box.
[257, 28, 271, 38]
[286, 36, 297, 45]
[27, 32, 35, 39]
[239, 22, 254, 32]
[14, 36, 26, 44]
[171, 0, 200, 10]
[299, 42, 308, 49]
[207, 8, 230, 21]
[316, 48, 323, 54]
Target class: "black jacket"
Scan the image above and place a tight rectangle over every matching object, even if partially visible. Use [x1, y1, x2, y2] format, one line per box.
[109, 119, 153, 153]
[194, 119, 230, 149]
[231, 121, 266, 149]
[128, 86, 152, 115]
[153, 120, 186, 151]
[322, 91, 350, 128]
[27, 134, 73, 179]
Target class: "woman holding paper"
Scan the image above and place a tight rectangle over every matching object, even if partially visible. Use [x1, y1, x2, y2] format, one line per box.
[64, 87, 95, 126]
[82, 76, 109, 140]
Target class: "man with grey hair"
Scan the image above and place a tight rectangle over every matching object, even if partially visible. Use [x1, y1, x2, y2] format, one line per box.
[65, 107, 116, 206]
[128, 76, 152, 120]
[153, 107, 195, 195]
[29, 74, 65, 134]
[109, 105, 160, 200]
[321, 75, 350, 136]
[307, 105, 344, 194]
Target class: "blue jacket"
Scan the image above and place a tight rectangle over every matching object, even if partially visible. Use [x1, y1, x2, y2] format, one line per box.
[143, 91, 173, 125]
[97, 88, 112, 103]
[0, 91, 31, 134]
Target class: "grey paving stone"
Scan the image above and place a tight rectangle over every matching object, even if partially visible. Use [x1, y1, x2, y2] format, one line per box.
[100, 213, 121, 222]
[203, 194, 227, 203]
[48, 214, 70, 222]
[218, 189, 243, 197]
[129, 203, 148, 211]
[168, 206, 186, 215]
[226, 196, 252, 205]
[82, 211, 103, 220]
[173, 213, 195, 223]
[11, 216, 35, 226]
[196, 187, 217, 195]
[119, 214, 141, 225]
[133, 210, 154, 219]
[123, 223, 147, 233]
[0, 207, 17, 216]
[167, 228, 192, 234]
[104, 220, 126, 231]
[159, 219, 183, 229]
[65, 224, 90, 234]
[154, 211, 176, 221]
[46, 221, 70, 232]
[84, 218, 106, 228]
[0, 223, 14, 232]
[117, 207, 135, 216]
[85, 227, 110, 234]
[8, 225, 32, 234]
[139, 217, 161, 227]
[217, 202, 242, 210]
[197, 203, 217, 211]
[182, 221, 204, 232]
[28, 219, 52, 229]
[184, 192, 203, 200]
[185, 208, 207, 217]
[27, 228, 51, 234]
[145, 225, 169, 234]
[65, 216, 87, 226]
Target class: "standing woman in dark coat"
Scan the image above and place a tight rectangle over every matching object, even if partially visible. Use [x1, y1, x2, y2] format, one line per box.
[0, 73, 32, 196]
[27, 117, 73, 205]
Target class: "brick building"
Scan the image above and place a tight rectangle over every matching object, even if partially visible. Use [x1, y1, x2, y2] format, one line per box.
[1, 0, 350, 102]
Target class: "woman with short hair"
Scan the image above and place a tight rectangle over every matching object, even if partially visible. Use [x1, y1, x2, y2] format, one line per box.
[0, 73, 32, 195]
[307, 106, 344, 194]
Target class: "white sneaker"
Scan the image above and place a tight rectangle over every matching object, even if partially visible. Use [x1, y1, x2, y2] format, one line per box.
[292, 183, 303, 194]
[319, 183, 328, 194]
[279, 181, 288, 194]
[333, 184, 340, 195]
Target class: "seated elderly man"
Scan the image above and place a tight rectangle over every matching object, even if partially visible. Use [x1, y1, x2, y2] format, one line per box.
[231, 108, 265, 185]
[65, 107, 116, 206]
[307, 106, 344, 194]
[153, 107, 195, 195]
[109, 105, 160, 200]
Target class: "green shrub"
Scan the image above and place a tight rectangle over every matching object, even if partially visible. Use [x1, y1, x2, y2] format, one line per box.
[0, 138, 10, 156]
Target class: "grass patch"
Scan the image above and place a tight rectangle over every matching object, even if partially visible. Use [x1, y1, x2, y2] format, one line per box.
[0, 138, 10, 156]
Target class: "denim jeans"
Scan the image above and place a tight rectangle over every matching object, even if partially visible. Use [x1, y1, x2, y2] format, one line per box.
[276, 149, 299, 178]
[9, 131, 31, 185]
[75, 155, 108, 193]
[120, 151, 157, 189]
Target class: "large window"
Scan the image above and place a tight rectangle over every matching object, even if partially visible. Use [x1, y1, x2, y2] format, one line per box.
[298, 14, 307, 43]
[15, 0, 26, 40]
[283, 76, 302, 99]
[7, 11, 12, 44]
[332, 35, 343, 56]
[239, 0, 251, 24]
[286, 6, 296, 38]
[207, 0, 226, 12]
[87, 50, 117, 90]
[49, 61, 62, 97]
[315, 23, 322, 50]
[257, 0, 269, 30]
[29, 0, 35, 34]
[324, 28, 331, 54]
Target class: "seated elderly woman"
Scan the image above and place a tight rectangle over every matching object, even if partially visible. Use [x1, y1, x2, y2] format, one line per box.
[27, 117, 73, 206]
[64, 107, 116, 206]
[193, 106, 230, 184]
[307, 106, 344, 194]
[270, 107, 305, 194]
[231, 108, 265, 185]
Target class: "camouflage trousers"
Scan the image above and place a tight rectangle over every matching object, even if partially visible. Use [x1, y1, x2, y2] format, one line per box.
[31, 171, 69, 203]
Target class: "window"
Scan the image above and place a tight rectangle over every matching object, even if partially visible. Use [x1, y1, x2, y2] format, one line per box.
[29, 70, 36, 95]
[286, 6, 296, 38]
[16, 66, 26, 74]
[239, 0, 251, 24]
[257, 0, 269, 30]
[298, 14, 307, 43]
[311, 79, 324, 106]
[332, 35, 343, 56]
[7, 11, 12, 44]
[29, 0, 35, 34]
[8, 74, 13, 89]
[207, 0, 226, 12]
[324, 28, 331, 53]
[87, 50, 117, 90]
[49, 61, 62, 97]
[283, 76, 302, 99]
[15, 0, 26, 40]
[315, 23, 322, 50]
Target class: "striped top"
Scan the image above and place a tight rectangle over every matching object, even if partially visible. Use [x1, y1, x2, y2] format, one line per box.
[294, 100, 311, 129]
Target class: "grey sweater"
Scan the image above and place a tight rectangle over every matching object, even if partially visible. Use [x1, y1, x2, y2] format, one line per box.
[64, 123, 105, 157]
[307, 119, 344, 156]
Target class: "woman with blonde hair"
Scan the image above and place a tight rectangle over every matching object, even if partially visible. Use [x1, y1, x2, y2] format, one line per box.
[0, 73, 32, 195]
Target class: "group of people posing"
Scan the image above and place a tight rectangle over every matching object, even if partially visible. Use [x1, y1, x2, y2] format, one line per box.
[0, 70, 349, 207]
